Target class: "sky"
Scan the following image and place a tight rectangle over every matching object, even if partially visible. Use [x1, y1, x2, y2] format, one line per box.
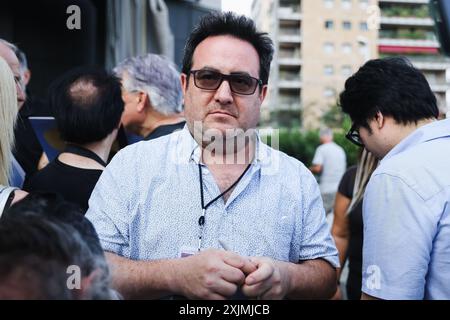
[221, 0, 253, 17]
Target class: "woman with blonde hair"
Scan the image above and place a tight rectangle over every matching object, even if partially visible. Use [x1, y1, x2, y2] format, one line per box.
[0, 56, 27, 215]
[331, 148, 378, 299]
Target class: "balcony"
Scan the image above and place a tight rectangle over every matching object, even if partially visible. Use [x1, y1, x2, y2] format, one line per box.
[279, 34, 302, 43]
[278, 80, 302, 89]
[278, 46, 302, 65]
[279, 68, 300, 77]
[380, 16, 434, 27]
[278, 5, 302, 21]
[410, 58, 450, 71]
[279, 27, 301, 36]
[276, 86, 301, 110]
[379, 29, 436, 40]
[278, 57, 303, 66]
[277, 103, 302, 110]
[378, 27, 440, 54]
[379, 0, 429, 4]
[429, 84, 450, 93]
[378, 26, 439, 53]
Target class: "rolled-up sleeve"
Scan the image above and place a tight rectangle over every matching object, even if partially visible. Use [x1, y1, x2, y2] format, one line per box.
[295, 169, 340, 268]
[86, 150, 134, 258]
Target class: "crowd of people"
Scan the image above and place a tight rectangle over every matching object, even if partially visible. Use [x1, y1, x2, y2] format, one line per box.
[0, 11, 449, 300]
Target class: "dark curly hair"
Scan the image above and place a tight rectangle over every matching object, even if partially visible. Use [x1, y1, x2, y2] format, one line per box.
[339, 57, 438, 129]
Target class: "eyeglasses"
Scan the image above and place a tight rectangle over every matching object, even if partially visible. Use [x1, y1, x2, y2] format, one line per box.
[346, 124, 364, 147]
[14, 75, 24, 90]
[189, 69, 263, 95]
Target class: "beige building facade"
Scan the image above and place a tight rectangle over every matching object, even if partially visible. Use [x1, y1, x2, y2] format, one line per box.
[252, 0, 450, 129]
[301, 0, 378, 129]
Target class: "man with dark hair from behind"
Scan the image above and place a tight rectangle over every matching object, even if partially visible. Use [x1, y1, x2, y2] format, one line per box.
[340, 57, 450, 299]
[0, 194, 115, 299]
[24, 67, 124, 212]
[7, 192, 104, 256]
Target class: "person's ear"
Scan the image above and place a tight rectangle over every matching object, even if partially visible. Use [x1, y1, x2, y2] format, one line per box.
[375, 111, 385, 129]
[136, 92, 148, 113]
[23, 69, 31, 86]
[181, 73, 188, 97]
[258, 84, 268, 104]
[72, 269, 101, 300]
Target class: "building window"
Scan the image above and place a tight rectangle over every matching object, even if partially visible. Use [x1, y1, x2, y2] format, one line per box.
[358, 41, 368, 58]
[323, 42, 335, 54]
[324, 0, 334, 9]
[324, 87, 336, 98]
[324, 65, 334, 75]
[343, 21, 352, 30]
[341, 65, 352, 77]
[359, 0, 369, 9]
[360, 22, 368, 31]
[325, 20, 334, 29]
[342, 42, 352, 54]
[342, 0, 352, 10]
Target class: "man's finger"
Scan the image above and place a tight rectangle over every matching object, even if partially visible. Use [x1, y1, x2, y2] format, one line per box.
[242, 278, 272, 298]
[245, 259, 273, 285]
[211, 279, 239, 298]
[241, 258, 258, 275]
[222, 252, 246, 269]
[220, 264, 246, 285]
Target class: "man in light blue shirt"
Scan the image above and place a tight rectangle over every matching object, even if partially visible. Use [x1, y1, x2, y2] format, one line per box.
[86, 12, 339, 300]
[340, 57, 450, 299]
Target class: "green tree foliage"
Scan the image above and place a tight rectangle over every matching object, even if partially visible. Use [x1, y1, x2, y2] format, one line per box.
[263, 116, 360, 168]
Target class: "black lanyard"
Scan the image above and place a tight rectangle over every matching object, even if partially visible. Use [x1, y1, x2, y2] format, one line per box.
[197, 162, 251, 251]
[63, 144, 108, 167]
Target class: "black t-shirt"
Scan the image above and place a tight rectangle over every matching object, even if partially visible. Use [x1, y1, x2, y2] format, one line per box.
[337, 165, 364, 300]
[144, 121, 186, 140]
[24, 158, 103, 213]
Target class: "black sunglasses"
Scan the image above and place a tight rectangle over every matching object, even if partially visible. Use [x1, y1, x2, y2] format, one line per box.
[346, 124, 364, 147]
[189, 69, 263, 95]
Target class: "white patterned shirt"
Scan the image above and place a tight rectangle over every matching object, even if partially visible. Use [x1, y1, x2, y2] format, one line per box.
[86, 126, 339, 267]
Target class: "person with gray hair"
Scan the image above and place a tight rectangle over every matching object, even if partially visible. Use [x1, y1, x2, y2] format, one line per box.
[14, 48, 31, 92]
[0, 39, 26, 109]
[8, 44, 53, 179]
[310, 127, 346, 215]
[114, 53, 185, 140]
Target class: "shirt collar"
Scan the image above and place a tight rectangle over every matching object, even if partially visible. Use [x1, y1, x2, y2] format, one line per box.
[382, 118, 450, 162]
[175, 125, 270, 166]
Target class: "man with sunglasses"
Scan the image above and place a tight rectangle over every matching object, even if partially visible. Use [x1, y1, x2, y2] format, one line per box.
[86, 12, 339, 300]
[340, 57, 450, 299]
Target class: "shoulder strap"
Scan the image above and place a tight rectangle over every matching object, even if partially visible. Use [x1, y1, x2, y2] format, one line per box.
[0, 186, 18, 218]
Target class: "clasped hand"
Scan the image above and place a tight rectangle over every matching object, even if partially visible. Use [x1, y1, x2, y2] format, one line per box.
[175, 249, 290, 300]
